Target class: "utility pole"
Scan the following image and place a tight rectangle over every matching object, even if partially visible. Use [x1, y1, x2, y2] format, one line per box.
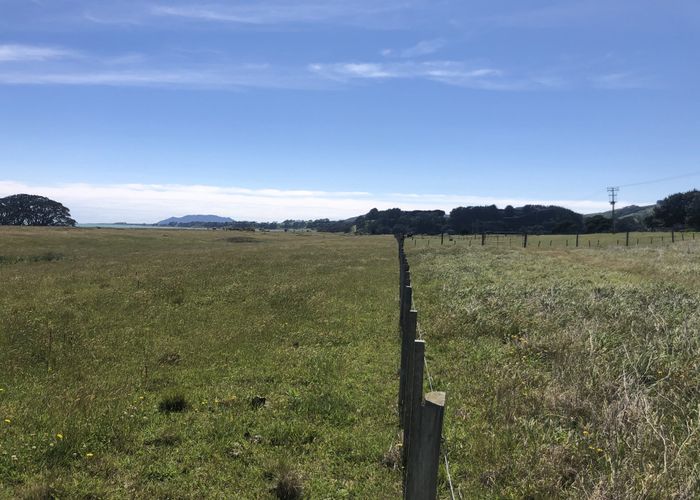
[607, 187, 619, 233]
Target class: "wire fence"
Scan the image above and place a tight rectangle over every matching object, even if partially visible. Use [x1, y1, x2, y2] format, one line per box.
[397, 234, 450, 500]
[409, 230, 697, 250]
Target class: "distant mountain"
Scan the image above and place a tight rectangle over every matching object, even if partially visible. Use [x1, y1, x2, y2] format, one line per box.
[157, 214, 234, 226]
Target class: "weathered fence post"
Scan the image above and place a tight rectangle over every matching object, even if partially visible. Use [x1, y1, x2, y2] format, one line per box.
[399, 307, 417, 428]
[523, 233, 528, 248]
[405, 392, 446, 500]
[626, 232, 630, 247]
[440, 233, 444, 245]
[399, 285, 415, 418]
[403, 338, 425, 465]
[576, 234, 579, 247]
[481, 233, 486, 246]
[672, 231, 675, 243]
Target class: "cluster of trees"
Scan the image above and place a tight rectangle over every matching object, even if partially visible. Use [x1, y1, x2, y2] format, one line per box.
[0, 194, 76, 226]
[449, 205, 583, 234]
[646, 190, 700, 230]
[346, 205, 584, 235]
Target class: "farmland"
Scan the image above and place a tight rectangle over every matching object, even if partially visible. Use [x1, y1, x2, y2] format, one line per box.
[407, 234, 700, 498]
[2, 227, 700, 498]
[0, 228, 401, 498]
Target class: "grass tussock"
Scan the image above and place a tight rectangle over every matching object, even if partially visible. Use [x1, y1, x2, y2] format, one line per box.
[158, 394, 188, 413]
[269, 461, 304, 500]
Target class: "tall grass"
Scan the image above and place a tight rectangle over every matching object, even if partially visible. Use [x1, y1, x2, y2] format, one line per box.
[409, 240, 700, 498]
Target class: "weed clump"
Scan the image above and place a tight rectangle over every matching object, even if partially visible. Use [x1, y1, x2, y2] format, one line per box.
[269, 462, 303, 500]
[158, 394, 188, 413]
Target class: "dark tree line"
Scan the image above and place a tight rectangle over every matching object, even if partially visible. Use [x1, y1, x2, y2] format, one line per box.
[0, 194, 76, 226]
[646, 190, 700, 230]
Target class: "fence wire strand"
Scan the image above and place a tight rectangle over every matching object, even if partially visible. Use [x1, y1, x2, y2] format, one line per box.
[413, 298, 455, 500]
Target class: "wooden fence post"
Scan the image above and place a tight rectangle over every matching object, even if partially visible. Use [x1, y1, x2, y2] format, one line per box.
[400, 276, 411, 330]
[576, 234, 579, 247]
[440, 233, 444, 245]
[523, 233, 528, 248]
[672, 231, 675, 243]
[403, 337, 425, 464]
[626, 232, 629, 247]
[399, 307, 417, 428]
[481, 233, 486, 246]
[405, 392, 446, 500]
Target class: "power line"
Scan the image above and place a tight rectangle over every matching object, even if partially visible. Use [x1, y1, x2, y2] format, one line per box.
[619, 171, 700, 189]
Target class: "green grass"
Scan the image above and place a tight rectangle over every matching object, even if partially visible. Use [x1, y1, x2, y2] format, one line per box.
[0, 228, 402, 498]
[4, 227, 699, 498]
[407, 235, 700, 498]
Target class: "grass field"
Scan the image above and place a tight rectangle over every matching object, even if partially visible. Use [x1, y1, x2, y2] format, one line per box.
[0, 228, 402, 498]
[408, 235, 700, 498]
[3, 228, 700, 499]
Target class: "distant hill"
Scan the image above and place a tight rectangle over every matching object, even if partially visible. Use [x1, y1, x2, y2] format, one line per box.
[584, 204, 655, 220]
[157, 215, 234, 226]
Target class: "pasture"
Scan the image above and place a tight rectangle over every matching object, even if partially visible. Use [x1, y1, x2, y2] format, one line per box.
[0, 228, 401, 498]
[2, 227, 699, 498]
[407, 235, 700, 498]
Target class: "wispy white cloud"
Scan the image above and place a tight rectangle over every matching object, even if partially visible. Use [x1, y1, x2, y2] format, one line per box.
[149, 1, 413, 26]
[589, 72, 655, 89]
[0, 180, 614, 223]
[0, 64, 319, 89]
[0, 44, 78, 62]
[309, 60, 546, 90]
[383, 38, 447, 59]
[0, 40, 649, 92]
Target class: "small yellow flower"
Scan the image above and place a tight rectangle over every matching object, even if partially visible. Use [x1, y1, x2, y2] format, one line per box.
[3, 419, 10, 424]
[597, 448, 604, 453]
[582, 430, 590, 436]
[56, 433, 63, 440]
[85, 452, 94, 458]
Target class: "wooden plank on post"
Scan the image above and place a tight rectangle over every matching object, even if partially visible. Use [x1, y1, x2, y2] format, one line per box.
[405, 391, 446, 500]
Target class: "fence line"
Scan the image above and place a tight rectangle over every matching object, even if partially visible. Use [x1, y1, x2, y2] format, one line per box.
[407, 230, 696, 250]
[396, 234, 450, 500]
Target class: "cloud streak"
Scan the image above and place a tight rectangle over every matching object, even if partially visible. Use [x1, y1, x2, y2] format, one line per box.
[0, 180, 614, 223]
[149, 1, 413, 26]
[308, 60, 549, 90]
[0, 40, 649, 92]
[0, 44, 78, 62]
[382, 38, 447, 59]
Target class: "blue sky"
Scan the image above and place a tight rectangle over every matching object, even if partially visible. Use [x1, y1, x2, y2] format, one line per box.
[0, 0, 699, 222]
